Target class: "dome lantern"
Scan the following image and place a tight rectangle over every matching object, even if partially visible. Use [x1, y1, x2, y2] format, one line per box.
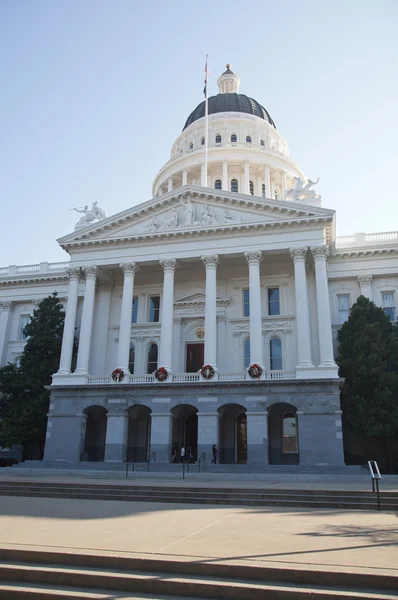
[217, 64, 240, 94]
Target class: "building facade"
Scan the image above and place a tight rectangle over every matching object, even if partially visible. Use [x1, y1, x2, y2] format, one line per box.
[1, 66, 397, 467]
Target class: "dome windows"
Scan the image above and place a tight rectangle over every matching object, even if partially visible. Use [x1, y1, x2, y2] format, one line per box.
[215, 179, 222, 190]
[260, 139, 265, 147]
[249, 180, 254, 195]
[231, 179, 239, 193]
[215, 134, 222, 144]
[231, 134, 237, 143]
[189, 142, 194, 150]
[262, 184, 266, 197]
[246, 135, 252, 144]
[201, 137, 205, 145]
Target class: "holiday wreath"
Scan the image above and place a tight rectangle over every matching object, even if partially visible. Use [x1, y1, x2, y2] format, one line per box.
[200, 364, 215, 380]
[248, 363, 262, 379]
[154, 366, 168, 381]
[111, 368, 124, 382]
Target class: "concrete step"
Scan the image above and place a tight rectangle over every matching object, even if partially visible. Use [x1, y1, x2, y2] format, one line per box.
[0, 549, 396, 599]
[0, 584, 204, 599]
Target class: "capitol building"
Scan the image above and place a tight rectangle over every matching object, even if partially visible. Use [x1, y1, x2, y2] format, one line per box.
[1, 66, 397, 467]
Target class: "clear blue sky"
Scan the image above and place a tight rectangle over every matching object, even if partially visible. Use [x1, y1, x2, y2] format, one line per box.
[1, 0, 397, 266]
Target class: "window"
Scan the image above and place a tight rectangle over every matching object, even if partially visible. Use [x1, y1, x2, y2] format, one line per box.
[215, 134, 222, 144]
[262, 184, 266, 197]
[243, 288, 250, 317]
[128, 344, 135, 374]
[260, 139, 265, 147]
[249, 180, 254, 195]
[382, 292, 396, 321]
[282, 413, 298, 453]
[149, 295, 160, 322]
[214, 179, 222, 190]
[337, 294, 350, 324]
[246, 135, 252, 144]
[147, 343, 158, 374]
[201, 136, 205, 145]
[268, 287, 280, 315]
[131, 297, 138, 324]
[19, 315, 30, 340]
[244, 339, 250, 369]
[189, 142, 193, 150]
[231, 134, 237, 143]
[231, 179, 239, 193]
[274, 189, 279, 200]
[270, 338, 282, 371]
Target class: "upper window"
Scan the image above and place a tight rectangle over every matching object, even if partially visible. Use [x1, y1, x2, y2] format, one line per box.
[249, 180, 254, 195]
[215, 179, 222, 190]
[201, 136, 205, 145]
[147, 343, 158, 374]
[243, 288, 250, 317]
[19, 315, 30, 340]
[260, 139, 265, 147]
[149, 295, 160, 322]
[246, 136, 252, 143]
[262, 184, 266, 197]
[274, 189, 279, 200]
[128, 344, 135, 374]
[189, 142, 194, 150]
[270, 338, 282, 371]
[231, 179, 239, 193]
[282, 413, 298, 453]
[268, 287, 280, 315]
[131, 296, 138, 324]
[215, 134, 222, 144]
[231, 134, 237, 143]
[244, 338, 250, 369]
[382, 292, 396, 321]
[337, 294, 350, 324]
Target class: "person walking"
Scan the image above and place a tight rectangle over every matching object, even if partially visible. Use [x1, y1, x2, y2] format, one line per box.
[211, 444, 219, 464]
[180, 446, 185, 463]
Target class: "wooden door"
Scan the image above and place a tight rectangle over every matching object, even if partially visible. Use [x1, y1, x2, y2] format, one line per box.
[186, 343, 204, 372]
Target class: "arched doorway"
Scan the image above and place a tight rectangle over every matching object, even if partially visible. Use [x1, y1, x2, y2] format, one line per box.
[81, 405, 107, 462]
[127, 405, 151, 462]
[218, 404, 247, 464]
[268, 403, 299, 465]
[172, 404, 198, 462]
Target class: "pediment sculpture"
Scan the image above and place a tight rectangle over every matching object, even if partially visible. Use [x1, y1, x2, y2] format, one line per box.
[284, 177, 321, 203]
[72, 201, 107, 229]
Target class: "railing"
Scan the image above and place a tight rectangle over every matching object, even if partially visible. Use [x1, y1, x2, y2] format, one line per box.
[129, 374, 155, 384]
[368, 460, 382, 511]
[336, 231, 398, 248]
[125, 459, 135, 478]
[266, 370, 296, 380]
[0, 261, 70, 277]
[147, 451, 156, 472]
[218, 372, 245, 381]
[173, 373, 200, 383]
[88, 377, 112, 384]
[84, 370, 297, 385]
[198, 452, 206, 473]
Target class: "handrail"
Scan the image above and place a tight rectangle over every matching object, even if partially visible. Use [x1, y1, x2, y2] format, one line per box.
[147, 451, 156, 472]
[198, 452, 206, 473]
[125, 459, 135, 478]
[182, 460, 190, 479]
[368, 460, 382, 510]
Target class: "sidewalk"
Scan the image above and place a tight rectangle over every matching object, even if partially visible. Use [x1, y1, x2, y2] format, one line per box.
[0, 494, 397, 576]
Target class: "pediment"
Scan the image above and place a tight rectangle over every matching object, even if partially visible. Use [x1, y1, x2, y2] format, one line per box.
[59, 186, 335, 250]
[174, 292, 231, 308]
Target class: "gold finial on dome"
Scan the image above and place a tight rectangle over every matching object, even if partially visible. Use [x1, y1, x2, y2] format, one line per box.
[226, 63, 231, 69]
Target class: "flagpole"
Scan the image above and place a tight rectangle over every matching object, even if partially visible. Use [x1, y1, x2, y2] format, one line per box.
[203, 54, 209, 188]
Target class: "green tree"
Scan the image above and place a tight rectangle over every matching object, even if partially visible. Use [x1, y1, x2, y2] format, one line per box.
[0, 293, 65, 458]
[337, 295, 398, 469]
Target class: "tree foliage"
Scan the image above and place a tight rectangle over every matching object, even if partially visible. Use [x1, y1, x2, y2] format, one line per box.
[0, 293, 65, 456]
[337, 295, 398, 438]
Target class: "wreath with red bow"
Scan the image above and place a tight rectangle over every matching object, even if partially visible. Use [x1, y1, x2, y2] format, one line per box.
[154, 366, 168, 381]
[200, 364, 215, 380]
[248, 363, 262, 379]
[111, 368, 124, 382]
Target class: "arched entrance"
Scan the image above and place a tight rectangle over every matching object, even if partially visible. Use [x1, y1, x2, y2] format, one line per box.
[268, 403, 299, 465]
[172, 404, 198, 462]
[218, 404, 247, 464]
[127, 405, 151, 462]
[81, 405, 107, 462]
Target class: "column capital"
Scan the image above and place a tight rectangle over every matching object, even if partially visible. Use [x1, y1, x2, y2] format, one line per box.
[120, 262, 139, 276]
[66, 267, 81, 280]
[244, 251, 262, 266]
[289, 247, 308, 262]
[0, 300, 13, 311]
[83, 266, 97, 280]
[160, 259, 178, 272]
[358, 274, 373, 286]
[201, 255, 219, 269]
[311, 246, 329, 260]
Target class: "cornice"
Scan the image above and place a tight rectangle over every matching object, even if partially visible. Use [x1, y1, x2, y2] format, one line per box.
[330, 247, 398, 260]
[0, 273, 69, 287]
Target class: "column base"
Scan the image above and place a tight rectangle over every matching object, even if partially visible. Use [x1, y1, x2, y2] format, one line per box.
[69, 372, 90, 385]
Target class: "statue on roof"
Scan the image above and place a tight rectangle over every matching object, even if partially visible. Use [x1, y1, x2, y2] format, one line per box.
[72, 202, 107, 229]
[283, 177, 321, 203]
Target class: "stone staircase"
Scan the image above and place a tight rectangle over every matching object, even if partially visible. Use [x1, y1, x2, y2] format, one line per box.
[0, 548, 396, 599]
[0, 479, 397, 510]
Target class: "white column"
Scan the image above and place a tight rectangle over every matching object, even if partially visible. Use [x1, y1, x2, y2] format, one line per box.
[281, 171, 288, 195]
[104, 408, 129, 462]
[290, 248, 314, 370]
[243, 161, 250, 195]
[182, 170, 188, 186]
[116, 263, 139, 374]
[0, 301, 13, 366]
[311, 247, 337, 369]
[358, 275, 373, 300]
[172, 317, 182, 372]
[244, 251, 264, 370]
[57, 268, 80, 375]
[202, 255, 218, 368]
[74, 266, 97, 376]
[257, 173, 262, 197]
[159, 259, 177, 374]
[201, 164, 206, 187]
[222, 161, 228, 191]
[168, 177, 173, 192]
[264, 167, 271, 198]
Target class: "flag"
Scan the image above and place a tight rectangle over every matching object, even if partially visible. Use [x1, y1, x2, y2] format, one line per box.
[203, 58, 209, 97]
